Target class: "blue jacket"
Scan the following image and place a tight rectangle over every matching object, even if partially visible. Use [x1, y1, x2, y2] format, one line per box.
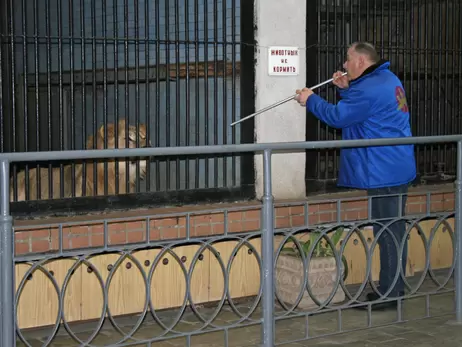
[306, 60, 416, 189]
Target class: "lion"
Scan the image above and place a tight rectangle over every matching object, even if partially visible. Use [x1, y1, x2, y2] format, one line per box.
[10, 119, 151, 202]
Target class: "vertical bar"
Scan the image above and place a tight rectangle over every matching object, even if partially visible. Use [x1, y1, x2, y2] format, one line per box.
[102, 0, 108, 195]
[455, 140, 462, 322]
[423, 0, 429, 175]
[134, 0, 141, 193]
[184, 0, 190, 190]
[203, 0, 209, 189]
[429, 0, 435, 175]
[21, 0, 29, 199]
[80, 0, 87, 196]
[165, 0, 171, 191]
[175, 0, 181, 191]
[221, 0, 227, 187]
[57, 0, 64, 197]
[154, 0, 160, 191]
[33, 0, 40, 199]
[213, 0, 218, 188]
[113, 0, 119, 194]
[332, 0, 338, 178]
[416, 0, 421, 174]
[69, 0, 76, 196]
[323, 0, 330, 181]
[194, 0, 199, 189]
[123, 0, 129, 193]
[0, 159, 14, 347]
[261, 149, 274, 347]
[230, 0, 236, 186]
[144, 0, 151, 192]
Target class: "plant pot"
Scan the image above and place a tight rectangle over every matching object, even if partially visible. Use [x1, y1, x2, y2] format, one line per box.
[275, 254, 346, 310]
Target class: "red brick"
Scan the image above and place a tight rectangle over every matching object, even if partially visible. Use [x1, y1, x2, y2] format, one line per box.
[289, 205, 304, 215]
[149, 228, 161, 241]
[229, 221, 244, 233]
[191, 215, 211, 226]
[125, 221, 145, 231]
[31, 240, 51, 253]
[194, 225, 212, 237]
[109, 232, 126, 245]
[212, 223, 225, 234]
[243, 220, 260, 231]
[161, 228, 180, 240]
[275, 217, 290, 229]
[228, 211, 244, 222]
[276, 207, 290, 217]
[15, 231, 29, 241]
[343, 200, 367, 210]
[318, 202, 336, 212]
[127, 230, 146, 243]
[31, 228, 52, 239]
[91, 233, 105, 247]
[15, 242, 29, 255]
[108, 222, 126, 232]
[69, 236, 91, 249]
[210, 213, 225, 223]
[290, 215, 305, 227]
[244, 209, 260, 220]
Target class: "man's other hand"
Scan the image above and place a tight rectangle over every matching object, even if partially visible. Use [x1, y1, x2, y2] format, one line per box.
[332, 71, 349, 89]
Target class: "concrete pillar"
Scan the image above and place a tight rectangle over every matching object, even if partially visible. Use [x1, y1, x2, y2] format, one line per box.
[253, 0, 307, 200]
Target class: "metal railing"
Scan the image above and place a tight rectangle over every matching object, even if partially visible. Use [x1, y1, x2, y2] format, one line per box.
[1, 134, 461, 346]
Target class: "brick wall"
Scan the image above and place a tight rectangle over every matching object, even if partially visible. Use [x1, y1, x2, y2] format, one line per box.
[13, 185, 455, 257]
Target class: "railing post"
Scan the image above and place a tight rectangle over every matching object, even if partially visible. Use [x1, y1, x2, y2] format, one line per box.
[0, 159, 14, 347]
[261, 149, 274, 347]
[456, 141, 462, 323]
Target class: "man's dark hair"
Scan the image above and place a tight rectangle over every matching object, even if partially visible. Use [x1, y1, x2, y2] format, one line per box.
[350, 41, 380, 63]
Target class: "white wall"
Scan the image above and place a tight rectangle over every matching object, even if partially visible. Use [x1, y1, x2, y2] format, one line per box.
[253, 0, 307, 200]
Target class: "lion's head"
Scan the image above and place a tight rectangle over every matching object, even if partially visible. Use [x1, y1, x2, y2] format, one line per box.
[88, 119, 151, 184]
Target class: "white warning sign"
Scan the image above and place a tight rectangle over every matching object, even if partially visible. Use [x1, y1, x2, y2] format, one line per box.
[268, 46, 300, 76]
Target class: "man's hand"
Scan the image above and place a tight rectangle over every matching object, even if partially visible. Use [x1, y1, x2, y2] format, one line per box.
[295, 87, 314, 107]
[332, 71, 349, 89]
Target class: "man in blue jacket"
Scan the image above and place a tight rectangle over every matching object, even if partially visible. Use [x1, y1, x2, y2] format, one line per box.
[295, 42, 416, 310]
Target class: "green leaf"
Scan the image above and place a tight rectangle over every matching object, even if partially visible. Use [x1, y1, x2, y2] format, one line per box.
[281, 247, 298, 255]
[331, 227, 344, 247]
[302, 239, 312, 256]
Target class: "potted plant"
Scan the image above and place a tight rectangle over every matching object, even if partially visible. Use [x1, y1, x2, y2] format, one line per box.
[275, 227, 349, 310]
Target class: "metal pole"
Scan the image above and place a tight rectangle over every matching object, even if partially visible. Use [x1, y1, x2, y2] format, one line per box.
[0, 159, 14, 347]
[456, 141, 462, 322]
[230, 72, 347, 127]
[261, 149, 274, 347]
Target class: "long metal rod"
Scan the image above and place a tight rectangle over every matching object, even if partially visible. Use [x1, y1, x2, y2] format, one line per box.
[261, 149, 274, 347]
[230, 72, 347, 127]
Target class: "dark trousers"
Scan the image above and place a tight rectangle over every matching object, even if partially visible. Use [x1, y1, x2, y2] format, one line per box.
[367, 183, 409, 297]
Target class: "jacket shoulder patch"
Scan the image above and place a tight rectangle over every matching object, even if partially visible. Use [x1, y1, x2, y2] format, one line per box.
[395, 86, 409, 113]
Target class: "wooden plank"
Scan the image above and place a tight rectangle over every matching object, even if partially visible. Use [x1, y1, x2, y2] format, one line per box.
[20, 61, 241, 87]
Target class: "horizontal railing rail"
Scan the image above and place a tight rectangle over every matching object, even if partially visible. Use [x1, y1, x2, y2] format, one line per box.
[1, 135, 462, 162]
[1, 135, 462, 347]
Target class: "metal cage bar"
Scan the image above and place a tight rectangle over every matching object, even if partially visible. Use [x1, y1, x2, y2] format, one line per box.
[0, 0, 255, 212]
